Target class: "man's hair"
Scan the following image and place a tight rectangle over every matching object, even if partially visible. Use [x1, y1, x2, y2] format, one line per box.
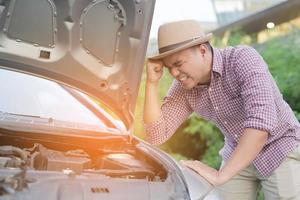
[191, 42, 212, 52]
[203, 42, 212, 52]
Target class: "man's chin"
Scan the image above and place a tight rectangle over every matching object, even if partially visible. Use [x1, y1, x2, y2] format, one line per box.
[181, 82, 196, 90]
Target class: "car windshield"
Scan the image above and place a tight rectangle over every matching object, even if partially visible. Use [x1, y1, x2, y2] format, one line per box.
[0, 69, 118, 130]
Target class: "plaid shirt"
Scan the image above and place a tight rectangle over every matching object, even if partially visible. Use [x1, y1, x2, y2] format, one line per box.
[145, 45, 300, 177]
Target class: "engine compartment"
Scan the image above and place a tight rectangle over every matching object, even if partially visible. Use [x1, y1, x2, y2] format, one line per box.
[0, 144, 92, 173]
[0, 133, 167, 182]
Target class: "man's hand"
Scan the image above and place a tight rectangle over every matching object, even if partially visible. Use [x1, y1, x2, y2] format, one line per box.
[146, 59, 164, 84]
[181, 160, 225, 186]
[181, 128, 268, 187]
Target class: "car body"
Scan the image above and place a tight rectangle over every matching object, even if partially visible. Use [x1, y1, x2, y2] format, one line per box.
[0, 0, 220, 199]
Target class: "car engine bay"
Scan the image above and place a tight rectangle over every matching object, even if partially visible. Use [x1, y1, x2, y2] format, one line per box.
[0, 135, 166, 178]
[0, 132, 171, 197]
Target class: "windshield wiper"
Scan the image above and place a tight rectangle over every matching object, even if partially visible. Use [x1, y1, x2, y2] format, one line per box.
[0, 111, 43, 119]
[0, 112, 56, 124]
[0, 111, 116, 134]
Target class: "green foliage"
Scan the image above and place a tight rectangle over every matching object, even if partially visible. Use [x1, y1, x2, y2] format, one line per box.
[184, 114, 224, 169]
[167, 152, 189, 161]
[294, 111, 300, 121]
[159, 120, 207, 161]
[212, 28, 256, 48]
[257, 188, 265, 200]
[257, 30, 300, 112]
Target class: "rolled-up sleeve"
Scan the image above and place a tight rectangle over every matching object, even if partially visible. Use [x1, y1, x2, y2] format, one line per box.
[234, 46, 278, 134]
[144, 80, 193, 145]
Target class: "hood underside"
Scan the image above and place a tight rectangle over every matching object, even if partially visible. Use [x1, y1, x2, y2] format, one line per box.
[0, 0, 155, 127]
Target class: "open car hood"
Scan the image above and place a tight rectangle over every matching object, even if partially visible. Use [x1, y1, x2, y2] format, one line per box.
[0, 0, 155, 128]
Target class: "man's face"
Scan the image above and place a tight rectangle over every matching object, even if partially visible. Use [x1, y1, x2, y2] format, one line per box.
[162, 44, 212, 89]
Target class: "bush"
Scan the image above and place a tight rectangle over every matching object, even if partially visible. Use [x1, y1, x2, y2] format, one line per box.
[184, 114, 223, 169]
[257, 30, 300, 113]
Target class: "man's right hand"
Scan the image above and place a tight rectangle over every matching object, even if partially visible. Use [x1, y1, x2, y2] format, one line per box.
[146, 59, 164, 84]
[144, 59, 163, 125]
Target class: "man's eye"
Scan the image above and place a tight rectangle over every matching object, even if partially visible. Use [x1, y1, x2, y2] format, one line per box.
[176, 61, 186, 68]
[175, 63, 182, 68]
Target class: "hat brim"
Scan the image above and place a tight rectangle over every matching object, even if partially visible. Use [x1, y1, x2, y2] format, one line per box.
[148, 33, 213, 60]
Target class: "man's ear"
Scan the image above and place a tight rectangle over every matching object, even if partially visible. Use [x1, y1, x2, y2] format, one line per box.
[196, 44, 205, 57]
[199, 43, 209, 55]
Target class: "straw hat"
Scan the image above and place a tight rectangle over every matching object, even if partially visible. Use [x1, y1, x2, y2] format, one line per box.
[148, 20, 213, 60]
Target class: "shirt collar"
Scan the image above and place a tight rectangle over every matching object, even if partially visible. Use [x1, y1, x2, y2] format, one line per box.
[211, 47, 223, 77]
[194, 47, 223, 90]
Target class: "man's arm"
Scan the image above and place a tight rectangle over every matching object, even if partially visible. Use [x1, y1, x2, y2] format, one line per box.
[143, 59, 193, 145]
[218, 128, 268, 181]
[143, 60, 163, 124]
[182, 128, 268, 186]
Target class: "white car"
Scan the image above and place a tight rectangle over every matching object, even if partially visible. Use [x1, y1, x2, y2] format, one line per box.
[0, 0, 220, 199]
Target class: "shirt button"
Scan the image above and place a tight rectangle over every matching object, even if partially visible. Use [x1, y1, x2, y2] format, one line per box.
[224, 121, 228, 125]
[215, 106, 219, 110]
[208, 88, 212, 92]
[234, 134, 238, 138]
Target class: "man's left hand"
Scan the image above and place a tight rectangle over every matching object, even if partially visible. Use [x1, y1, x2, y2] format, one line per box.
[181, 160, 226, 186]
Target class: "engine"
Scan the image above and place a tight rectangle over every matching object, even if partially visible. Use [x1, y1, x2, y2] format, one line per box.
[0, 143, 159, 180]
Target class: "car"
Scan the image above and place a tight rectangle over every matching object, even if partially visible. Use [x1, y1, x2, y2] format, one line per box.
[0, 0, 220, 199]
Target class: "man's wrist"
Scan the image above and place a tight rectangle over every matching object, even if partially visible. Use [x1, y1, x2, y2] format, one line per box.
[216, 169, 231, 186]
[146, 79, 159, 87]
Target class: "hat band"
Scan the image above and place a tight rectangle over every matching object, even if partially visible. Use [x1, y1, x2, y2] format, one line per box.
[158, 36, 203, 54]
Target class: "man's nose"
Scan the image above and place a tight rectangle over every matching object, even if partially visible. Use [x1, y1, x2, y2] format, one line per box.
[170, 67, 180, 77]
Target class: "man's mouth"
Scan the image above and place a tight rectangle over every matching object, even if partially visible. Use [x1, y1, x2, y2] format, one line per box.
[178, 74, 188, 82]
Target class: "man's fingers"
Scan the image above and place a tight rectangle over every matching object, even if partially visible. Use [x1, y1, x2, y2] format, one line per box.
[181, 160, 206, 170]
[148, 60, 163, 70]
[154, 65, 162, 72]
[180, 160, 202, 174]
[181, 160, 197, 167]
[146, 59, 164, 83]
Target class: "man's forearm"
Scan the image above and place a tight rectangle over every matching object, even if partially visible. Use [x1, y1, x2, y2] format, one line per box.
[218, 128, 268, 183]
[182, 128, 269, 186]
[143, 81, 161, 124]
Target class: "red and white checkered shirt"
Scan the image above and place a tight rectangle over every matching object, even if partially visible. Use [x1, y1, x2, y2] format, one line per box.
[145, 45, 300, 177]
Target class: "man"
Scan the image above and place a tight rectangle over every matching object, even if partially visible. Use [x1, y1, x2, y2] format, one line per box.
[143, 20, 300, 199]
